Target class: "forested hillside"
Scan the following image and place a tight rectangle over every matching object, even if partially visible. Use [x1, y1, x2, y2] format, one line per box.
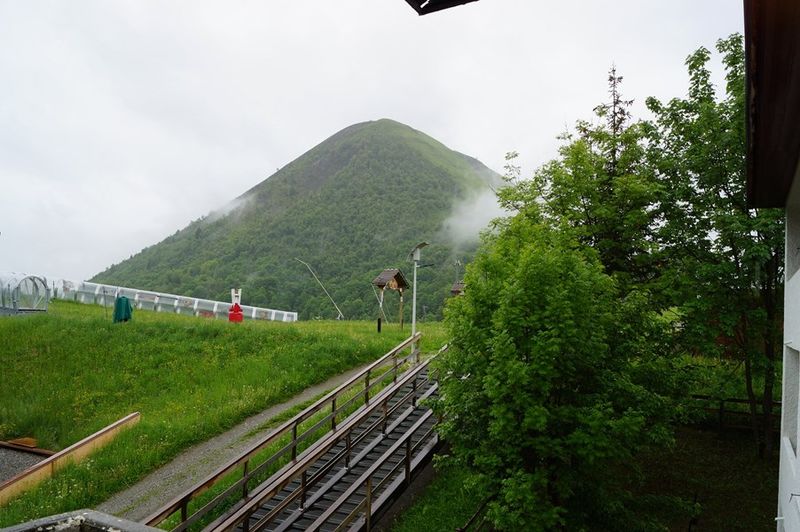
[93, 119, 499, 319]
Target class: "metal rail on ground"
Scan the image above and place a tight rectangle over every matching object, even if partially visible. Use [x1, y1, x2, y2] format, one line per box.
[145, 334, 422, 531]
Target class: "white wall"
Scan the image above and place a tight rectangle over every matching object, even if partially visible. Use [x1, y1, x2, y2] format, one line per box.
[778, 163, 800, 531]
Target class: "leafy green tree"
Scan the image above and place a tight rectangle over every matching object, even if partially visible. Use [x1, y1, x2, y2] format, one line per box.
[646, 34, 784, 456]
[503, 68, 658, 293]
[436, 208, 681, 530]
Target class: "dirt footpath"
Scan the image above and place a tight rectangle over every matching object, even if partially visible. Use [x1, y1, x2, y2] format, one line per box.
[97, 362, 374, 522]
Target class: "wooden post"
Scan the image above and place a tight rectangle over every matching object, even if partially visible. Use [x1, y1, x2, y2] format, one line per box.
[301, 470, 307, 508]
[346, 432, 351, 469]
[365, 476, 373, 531]
[378, 288, 385, 333]
[292, 423, 298, 460]
[399, 289, 404, 329]
[243, 508, 251, 532]
[242, 460, 249, 499]
[405, 437, 412, 485]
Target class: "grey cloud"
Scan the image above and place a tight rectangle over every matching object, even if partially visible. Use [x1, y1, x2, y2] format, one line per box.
[0, 1, 742, 281]
[442, 188, 506, 247]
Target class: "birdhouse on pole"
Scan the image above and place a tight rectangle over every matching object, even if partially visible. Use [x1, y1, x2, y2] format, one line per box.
[371, 269, 410, 332]
[451, 281, 466, 297]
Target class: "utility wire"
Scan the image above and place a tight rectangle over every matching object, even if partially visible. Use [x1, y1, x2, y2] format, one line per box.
[295, 258, 345, 320]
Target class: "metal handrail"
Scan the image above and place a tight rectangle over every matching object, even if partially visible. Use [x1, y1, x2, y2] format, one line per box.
[308, 344, 447, 532]
[308, 408, 439, 531]
[209, 357, 438, 532]
[144, 333, 421, 529]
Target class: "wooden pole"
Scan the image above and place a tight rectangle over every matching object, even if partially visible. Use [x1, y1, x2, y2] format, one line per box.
[378, 288, 384, 333]
[399, 289, 404, 329]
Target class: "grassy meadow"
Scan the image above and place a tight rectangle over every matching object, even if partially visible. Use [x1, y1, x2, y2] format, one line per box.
[0, 300, 447, 526]
[389, 465, 484, 532]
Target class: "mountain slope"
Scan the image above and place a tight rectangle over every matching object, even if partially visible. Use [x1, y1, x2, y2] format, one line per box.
[93, 119, 499, 320]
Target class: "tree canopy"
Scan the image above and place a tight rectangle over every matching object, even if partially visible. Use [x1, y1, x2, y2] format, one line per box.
[646, 34, 784, 456]
[438, 211, 679, 530]
[435, 33, 784, 530]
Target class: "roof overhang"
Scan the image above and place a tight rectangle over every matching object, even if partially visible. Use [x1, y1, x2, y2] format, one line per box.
[404, 0, 480, 16]
[745, 0, 800, 208]
[372, 269, 410, 290]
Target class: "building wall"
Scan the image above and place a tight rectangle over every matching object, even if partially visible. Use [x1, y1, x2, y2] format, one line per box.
[779, 165, 800, 531]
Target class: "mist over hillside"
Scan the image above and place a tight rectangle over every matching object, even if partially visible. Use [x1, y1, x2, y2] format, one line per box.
[93, 119, 501, 320]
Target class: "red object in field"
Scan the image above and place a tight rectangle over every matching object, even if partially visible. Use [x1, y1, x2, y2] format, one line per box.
[228, 303, 243, 323]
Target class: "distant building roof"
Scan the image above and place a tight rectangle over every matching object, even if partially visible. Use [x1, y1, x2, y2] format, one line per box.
[403, 0, 480, 16]
[451, 281, 465, 296]
[372, 269, 409, 290]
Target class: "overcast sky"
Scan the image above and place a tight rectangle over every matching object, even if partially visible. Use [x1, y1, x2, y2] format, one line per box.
[0, 1, 742, 282]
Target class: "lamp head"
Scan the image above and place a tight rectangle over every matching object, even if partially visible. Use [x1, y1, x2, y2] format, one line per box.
[409, 241, 429, 262]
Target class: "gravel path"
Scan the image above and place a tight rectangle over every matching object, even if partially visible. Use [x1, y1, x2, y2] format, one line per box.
[0, 448, 45, 484]
[97, 362, 374, 522]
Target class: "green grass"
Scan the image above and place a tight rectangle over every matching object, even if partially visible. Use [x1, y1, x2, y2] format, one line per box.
[636, 426, 778, 531]
[0, 300, 446, 526]
[389, 465, 484, 532]
[160, 358, 418, 531]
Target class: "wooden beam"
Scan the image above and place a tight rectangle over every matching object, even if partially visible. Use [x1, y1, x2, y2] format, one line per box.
[745, 0, 800, 207]
[0, 412, 141, 505]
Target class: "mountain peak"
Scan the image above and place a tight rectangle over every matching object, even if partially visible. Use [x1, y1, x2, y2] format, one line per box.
[93, 120, 498, 320]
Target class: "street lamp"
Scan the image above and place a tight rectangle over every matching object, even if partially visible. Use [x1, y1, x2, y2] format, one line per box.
[409, 242, 428, 344]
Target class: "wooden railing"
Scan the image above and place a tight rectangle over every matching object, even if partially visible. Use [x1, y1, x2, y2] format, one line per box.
[308, 346, 446, 532]
[691, 394, 781, 432]
[144, 333, 421, 530]
[308, 408, 439, 531]
[209, 355, 439, 532]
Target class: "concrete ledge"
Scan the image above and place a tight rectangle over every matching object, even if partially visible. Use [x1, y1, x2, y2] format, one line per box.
[1, 509, 159, 532]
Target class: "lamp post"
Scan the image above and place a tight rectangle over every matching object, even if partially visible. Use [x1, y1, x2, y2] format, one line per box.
[409, 242, 428, 345]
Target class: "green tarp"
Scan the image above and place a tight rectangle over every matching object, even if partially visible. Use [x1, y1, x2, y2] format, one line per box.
[113, 296, 133, 323]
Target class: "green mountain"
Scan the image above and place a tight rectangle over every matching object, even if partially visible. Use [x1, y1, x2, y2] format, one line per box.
[92, 119, 499, 320]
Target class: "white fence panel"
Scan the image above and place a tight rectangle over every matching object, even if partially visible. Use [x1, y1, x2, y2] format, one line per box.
[52, 280, 298, 322]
